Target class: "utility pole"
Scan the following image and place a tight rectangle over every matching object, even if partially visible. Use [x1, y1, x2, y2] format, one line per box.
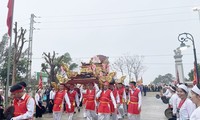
[27, 14, 35, 85]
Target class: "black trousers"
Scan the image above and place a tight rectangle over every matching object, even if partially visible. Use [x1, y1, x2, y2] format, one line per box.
[48, 100, 54, 113]
[0, 108, 4, 120]
[35, 102, 43, 118]
[144, 91, 146, 96]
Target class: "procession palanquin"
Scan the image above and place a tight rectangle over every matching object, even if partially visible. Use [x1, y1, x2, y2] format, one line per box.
[53, 55, 116, 88]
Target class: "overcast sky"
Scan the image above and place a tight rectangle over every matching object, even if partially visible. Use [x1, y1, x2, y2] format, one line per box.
[1, 0, 200, 84]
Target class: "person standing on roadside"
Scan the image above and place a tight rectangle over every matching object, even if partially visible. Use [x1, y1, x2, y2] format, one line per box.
[49, 87, 55, 113]
[35, 89, 43, 118]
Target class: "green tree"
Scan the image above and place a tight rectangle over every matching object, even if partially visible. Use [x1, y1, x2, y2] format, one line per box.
[41, 51, 78, 83]
[188, 64, 200, 81]
[0, 47, 28, 85]
[0, 34, 8, 64]
[152, 73, 174, 85]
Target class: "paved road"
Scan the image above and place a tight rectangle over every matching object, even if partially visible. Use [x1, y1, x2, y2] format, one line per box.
[36, 92, 168, 120]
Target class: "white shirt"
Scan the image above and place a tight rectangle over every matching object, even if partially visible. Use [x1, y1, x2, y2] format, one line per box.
[163, 89, 172, 98]
[50, 90, 55, 100]
[96, 89, 117, 108]
[169, 93, 179, 114]
[34, 93, 42, 106]
[177, 98, 196, 120]
[190, 106, 200, 120]
[114, 90, 120, 104]
[122, 88, 127, 102]
[12, 93, 35, 120]
[128, 89, 142, 109]
[64, 92, 71, 109]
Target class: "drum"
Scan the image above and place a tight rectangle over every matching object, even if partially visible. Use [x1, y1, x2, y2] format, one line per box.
[164, 108, 173, 119]
[161, 96, 169, 104]
[155, 94, 160, 99]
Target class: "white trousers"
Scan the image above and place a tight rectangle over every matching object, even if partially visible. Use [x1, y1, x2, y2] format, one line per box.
[66, 113, 74, 120]
[98, 113, 110, 120]
[111, 112, 118, 120]
[128, 113, 140, 120]
[83, 105, 87, 117]
[53, 112, 62, 120]
[86, 110, 97, 120]
[117, 104, 125, 118]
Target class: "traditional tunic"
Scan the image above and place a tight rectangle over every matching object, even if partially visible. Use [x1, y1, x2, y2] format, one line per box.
[53, 90, 71, 120]
[81, 83, 99, 120]
[117, 87, 126, 118]
[96, 89, 117, 120]
[65, 90, 80, 120]
[86, 89, 98, 120]
[169, 93, 179, 115]
[12, 93, 35, 120]
[177, 98, 196, 120]
[128, 88, 142, 120]
[53, 90, 66, 112]
[190, 106, 200, 120]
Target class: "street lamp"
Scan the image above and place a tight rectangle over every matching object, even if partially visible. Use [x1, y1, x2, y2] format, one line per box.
[178, 33, 199, 84]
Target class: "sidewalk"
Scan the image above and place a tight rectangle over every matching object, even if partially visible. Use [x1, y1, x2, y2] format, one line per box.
[37, 92, 167, 120]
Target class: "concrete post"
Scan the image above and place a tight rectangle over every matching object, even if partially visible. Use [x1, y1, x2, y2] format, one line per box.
[174, 49, 185, 83]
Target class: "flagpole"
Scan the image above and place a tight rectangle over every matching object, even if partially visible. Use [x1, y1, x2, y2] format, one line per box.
[5, 0, 15, 107]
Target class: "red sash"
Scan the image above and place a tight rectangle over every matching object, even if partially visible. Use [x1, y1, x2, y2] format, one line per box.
[178, 99, 186, 109]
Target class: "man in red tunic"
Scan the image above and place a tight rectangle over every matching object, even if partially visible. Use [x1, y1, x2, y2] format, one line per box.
[116, 81, 127, 119]
[53, 83, 71, 120]
[65, 84, 80, 120]
[96, 81, 117, 120]
[127, 81, 142, 120]
[109, 83, 119, 120]
[81, 82, 99, 120]
[10, 81, 35, 120]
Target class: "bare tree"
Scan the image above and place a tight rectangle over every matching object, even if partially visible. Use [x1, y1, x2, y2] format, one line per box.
[112, 57, 125, 75]
[127, 55, 145, 81]
[12, 22, 27, 85]
[112, 55, 146, 82]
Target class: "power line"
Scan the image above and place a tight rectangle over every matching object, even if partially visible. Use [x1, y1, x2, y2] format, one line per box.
[39, 18, 196, 30]
[43, 5, 200, 18]
[41, 12, 191, 24]
[31, 53, 200, 60]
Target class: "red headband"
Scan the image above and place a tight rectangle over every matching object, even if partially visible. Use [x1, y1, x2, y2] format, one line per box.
[11, 86, 24, 94]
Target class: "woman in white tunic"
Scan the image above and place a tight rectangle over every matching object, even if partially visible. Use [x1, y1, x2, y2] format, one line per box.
[190, 84, 200, 120]
[176, 84, 196, 120]
[168, 85, 179, 120]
